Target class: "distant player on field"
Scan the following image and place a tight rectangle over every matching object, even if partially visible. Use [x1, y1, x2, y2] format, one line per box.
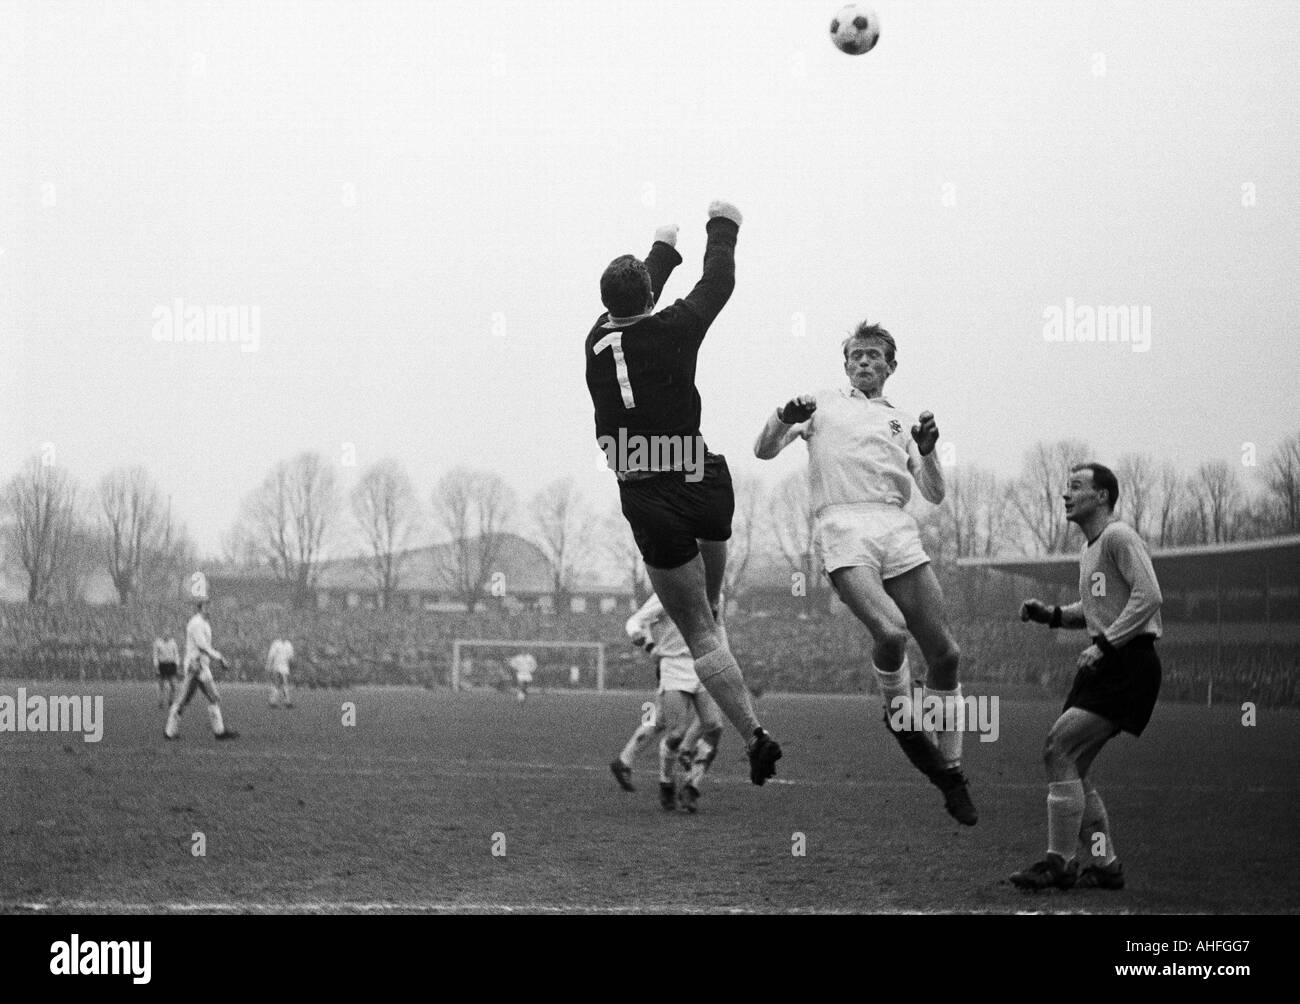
[266, 638, 294, 708]
[1011, 463, 1162, 891]
[754, 322, 976, 824]
[153, 635, 180, 708]
[585, 201, 781, 785]
[611, 593, 723, 812]
[165, 573, 239, 741]
[508, 652, 537, 702]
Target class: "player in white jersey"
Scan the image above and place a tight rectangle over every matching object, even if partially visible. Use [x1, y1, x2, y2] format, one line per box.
[1012, 463, 1163, 891]
[165, 576, 239, 741]
[755, 322, 976, 825]
[610, 593, 724, 812]
[608, 623, 708, 798]
[153, 636, 180, 708]
[266, 638, 294, 708]
[508, 652, 537, 702]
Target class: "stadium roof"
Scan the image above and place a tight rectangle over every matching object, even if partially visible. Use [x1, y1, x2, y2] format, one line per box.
[957, 534, 1300, 590]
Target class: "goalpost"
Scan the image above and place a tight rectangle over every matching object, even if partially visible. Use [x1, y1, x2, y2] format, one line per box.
[451, 639, 607, 691]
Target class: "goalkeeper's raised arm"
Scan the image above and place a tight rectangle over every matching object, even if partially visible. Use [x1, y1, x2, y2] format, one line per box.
[677, 201, 741, 333]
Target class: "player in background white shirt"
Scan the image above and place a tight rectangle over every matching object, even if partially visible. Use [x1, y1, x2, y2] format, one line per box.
[612, 593, 724, 813]
[266, 638, 294, 708]
[508, 652, 537, 702]
[165, 573, 239, 741]
[153, 635, 180, 708]
[755, 322, 976, 825]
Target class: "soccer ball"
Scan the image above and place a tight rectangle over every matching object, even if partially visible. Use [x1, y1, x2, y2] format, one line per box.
[829, 4, 881, 55]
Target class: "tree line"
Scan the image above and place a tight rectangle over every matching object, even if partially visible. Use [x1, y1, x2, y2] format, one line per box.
[3, 431, 1297, 608]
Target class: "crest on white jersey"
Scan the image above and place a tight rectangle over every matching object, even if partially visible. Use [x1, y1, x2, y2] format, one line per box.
[188, 571, 209, 600]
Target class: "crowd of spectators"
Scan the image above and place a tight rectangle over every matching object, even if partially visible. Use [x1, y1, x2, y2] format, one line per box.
[2, 602, 1296, 707]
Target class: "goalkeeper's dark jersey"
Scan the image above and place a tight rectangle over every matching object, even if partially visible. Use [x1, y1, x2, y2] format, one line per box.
[584, 218, 738, 455]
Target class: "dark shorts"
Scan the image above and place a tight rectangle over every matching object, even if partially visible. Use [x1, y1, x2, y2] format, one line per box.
[618, 453, 734, 570]
[157, 661, 179, 679]
[1063, 635, 1162, 736]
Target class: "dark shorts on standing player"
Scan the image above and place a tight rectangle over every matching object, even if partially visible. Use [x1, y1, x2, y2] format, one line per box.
[157, 661, 179, 679]
[1063, 634, 1162, 736]
[618, 453, 735, 570]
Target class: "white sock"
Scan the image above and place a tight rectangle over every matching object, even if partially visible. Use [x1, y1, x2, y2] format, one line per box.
[1047, 780, 1086, 860]
[658, 738, 674, 784]
[874, 657, 912, 720]
[620, 722, 657, 766]
[924, 684, 964, 767]
[165, 705, 180, 738]
[683, 738, 714, 789]
[208, 704, 225, 736]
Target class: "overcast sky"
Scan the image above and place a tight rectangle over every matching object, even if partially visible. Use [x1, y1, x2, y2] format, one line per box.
[3, 0, 1298, 557]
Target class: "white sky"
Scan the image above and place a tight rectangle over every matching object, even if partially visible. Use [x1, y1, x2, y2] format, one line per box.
[3, 0, 1298, 556]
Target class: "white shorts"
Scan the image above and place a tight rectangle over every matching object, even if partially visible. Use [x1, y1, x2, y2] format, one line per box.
[657, 655, 702, 695]
[182, 660, 215, 687]
[815, 503, 930, 579]
[272, 668, 290, 685]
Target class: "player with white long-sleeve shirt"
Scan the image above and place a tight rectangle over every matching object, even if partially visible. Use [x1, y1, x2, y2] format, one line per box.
[266, 638, 294, 708]
[165, 574, 239, 741]
[754, 321, 976, 825]
[610, 593, 724, 813]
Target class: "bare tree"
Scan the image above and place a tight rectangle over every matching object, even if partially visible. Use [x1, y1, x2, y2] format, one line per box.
[1265, 432, 1300, 534]
[1, 457, 81, 604]
[235, 451, 341, 606]
[351, 458, 420, 609]
[1193, 460, 1243, 544]
[1008, 440, 1092, 554]
[432, 466, 516, 613]
[1154, 462, 1185, 547]
[941, 465, 1007, 559]
[599, 504, 650, 608]
[1115, 453, 1157, 541]
[52, 521, 99, 604]
[530, 477, 596, 610]
[768, 470, 819, 596]
[719, 473, 764, 602]
[98, 465, 171, 605]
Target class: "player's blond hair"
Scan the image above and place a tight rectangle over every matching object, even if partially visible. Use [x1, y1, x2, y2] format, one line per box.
[842, 322, 897, 363]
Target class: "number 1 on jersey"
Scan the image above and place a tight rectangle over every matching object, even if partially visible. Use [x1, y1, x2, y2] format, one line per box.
[593, 332, 636, 408]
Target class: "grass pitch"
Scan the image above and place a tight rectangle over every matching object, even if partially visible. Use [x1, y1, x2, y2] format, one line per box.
[2, 682, 1297, 914]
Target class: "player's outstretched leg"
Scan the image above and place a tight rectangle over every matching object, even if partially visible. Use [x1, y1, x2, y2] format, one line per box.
[679, 690, 724, 814]
[1011, 709, 1114, 890]
[648, 546, 781, 785]
[677, 715, 703, 774]
[656, 691, 692, 810]
[199, 678, 239, 740]
[831, 566, 952, 787]
[611, 708, 664, 792]
[886, 564, 977, 825]
[165, 671, 200, 739]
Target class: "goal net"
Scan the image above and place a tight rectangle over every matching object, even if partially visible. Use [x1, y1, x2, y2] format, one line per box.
[451, 639, 607, 692]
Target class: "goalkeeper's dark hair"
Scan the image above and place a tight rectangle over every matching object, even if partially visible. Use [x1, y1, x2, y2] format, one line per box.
[842, 321, 897, 363]
[600, 255, 653, 318]
[1071, 462, 1120, 511]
